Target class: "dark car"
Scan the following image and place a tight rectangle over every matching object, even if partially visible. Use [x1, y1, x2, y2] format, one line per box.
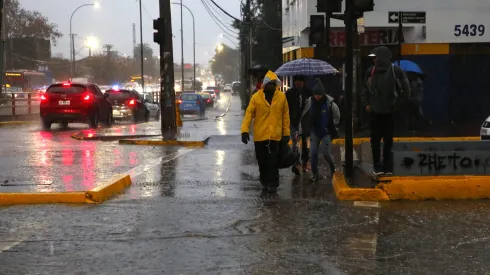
[199, 92, 214, 108]
[105, 88, 150, 123]
[178, 93, 205, 117]
[40, 82, 113, 130]
[205, 86, 220, 100]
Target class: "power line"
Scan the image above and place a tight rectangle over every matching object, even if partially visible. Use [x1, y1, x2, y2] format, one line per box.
[260, 19, 281, 31]
[201, 0, 238, 40]
[207, 0, 243, 23]
[205, 0, 239, 34]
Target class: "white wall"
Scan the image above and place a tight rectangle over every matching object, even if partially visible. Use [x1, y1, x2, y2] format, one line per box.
[283, 0, 490, 52]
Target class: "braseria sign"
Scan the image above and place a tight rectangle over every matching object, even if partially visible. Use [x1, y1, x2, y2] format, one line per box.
[330, 28, 401, 47]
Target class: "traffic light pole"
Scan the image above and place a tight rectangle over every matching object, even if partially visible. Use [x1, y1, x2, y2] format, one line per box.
[159, 0, 177, 140]
[344, 0, 354, 178]
[0, 0, 4, 94]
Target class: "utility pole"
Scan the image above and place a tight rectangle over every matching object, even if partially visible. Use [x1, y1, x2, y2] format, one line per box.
[0, 0, 4, 94]
[156, 0, 177, 139]
[244, 0, 251, 110]
[180, 0, 184, 86]
[71, 34, 76, 77]
[344, 0, 354, 177]
[139, 0, 145, 91]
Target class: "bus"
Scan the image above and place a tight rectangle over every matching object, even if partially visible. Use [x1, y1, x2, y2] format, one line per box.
[3, 70, 50, 93]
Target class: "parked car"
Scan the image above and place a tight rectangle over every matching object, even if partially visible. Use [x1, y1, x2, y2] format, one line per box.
[205, 86, 220, 99]
[199, 92, 214, 108]
[232, 81, 241, 96]
[224, 84, 232, 93]
[178, 93, 205, 117]
[105, 88, 150, 123]
[481, 116, 490, 140]
[40, 82, 113, 130]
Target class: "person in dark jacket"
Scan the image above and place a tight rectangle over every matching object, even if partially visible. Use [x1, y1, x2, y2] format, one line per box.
[285, 76, 312, 175]
[363, 46, 410, 175]
[299, 78, 340, 182]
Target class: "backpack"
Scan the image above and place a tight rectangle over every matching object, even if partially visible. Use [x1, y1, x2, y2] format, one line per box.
[369, 64, 402, 110]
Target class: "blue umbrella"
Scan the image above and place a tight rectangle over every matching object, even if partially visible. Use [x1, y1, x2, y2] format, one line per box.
[274, 58, 339, 77]
[393, 60, 423, 74]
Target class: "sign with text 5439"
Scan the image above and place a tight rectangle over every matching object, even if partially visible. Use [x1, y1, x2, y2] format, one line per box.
[426, 11, 490, 43]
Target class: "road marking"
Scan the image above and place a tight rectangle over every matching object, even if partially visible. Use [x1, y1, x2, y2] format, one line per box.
[340, 146, 359, 162]
[128, 148, 196, 179]
[353, 201, 381, 208]
[0, 241, 22, 253]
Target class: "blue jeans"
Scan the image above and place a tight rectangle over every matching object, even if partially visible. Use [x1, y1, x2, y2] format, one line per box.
[310, 132, 335, 175]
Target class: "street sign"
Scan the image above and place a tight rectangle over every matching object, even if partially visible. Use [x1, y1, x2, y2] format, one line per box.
[388, 11, 426, 24]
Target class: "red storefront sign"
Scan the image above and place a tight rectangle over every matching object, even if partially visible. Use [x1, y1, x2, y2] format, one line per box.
[330, 29, 400, 47]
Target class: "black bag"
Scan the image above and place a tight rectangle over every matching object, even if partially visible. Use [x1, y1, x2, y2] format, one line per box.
[278, 139, 299, 169]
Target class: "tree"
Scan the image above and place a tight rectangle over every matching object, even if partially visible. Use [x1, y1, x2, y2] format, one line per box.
[210, 44, 240, 83]
[233, 0, 282, 70]
[5, 0, 63, 44]
[48, 57, 71, 81]
[133, 43, 157, 78]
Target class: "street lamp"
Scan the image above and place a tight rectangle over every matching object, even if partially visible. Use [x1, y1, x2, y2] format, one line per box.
[216, 43, 224, 53]
[171, 2, 196, 90]
[85, 36, 98, 57]
[70, 2, 98, 78]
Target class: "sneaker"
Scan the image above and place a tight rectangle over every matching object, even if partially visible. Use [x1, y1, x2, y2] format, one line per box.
[372, 164, 384, 176]
[292, 165, 301, 176]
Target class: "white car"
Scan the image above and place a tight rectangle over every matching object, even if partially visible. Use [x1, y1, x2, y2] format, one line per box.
[481, 116, 490, 140]
[143, 95, 160, 120]
[203, 89, 216, 100]
[224, 84, 232, 92]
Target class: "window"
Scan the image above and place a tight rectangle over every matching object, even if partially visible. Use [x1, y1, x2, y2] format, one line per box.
[180, 94, 198, 101]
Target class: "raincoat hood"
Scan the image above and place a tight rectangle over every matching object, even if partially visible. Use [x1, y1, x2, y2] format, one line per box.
[372, 46, 392, 71]
[261, 70, 281, 88]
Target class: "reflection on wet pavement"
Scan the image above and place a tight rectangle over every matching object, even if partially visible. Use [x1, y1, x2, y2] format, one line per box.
[2, 94, 490, 274]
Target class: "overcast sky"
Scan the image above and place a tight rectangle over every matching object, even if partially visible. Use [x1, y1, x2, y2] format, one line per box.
[20, 0, 241, 65]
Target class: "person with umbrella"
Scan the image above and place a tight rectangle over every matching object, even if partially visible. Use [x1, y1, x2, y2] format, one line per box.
[298, 78, 340, 182]
[241, 70, 290, 193]
[285, 75, 312, 175]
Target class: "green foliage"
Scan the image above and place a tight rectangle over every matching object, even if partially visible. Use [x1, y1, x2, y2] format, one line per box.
[5, 0, 63, 44]
[210, 44, 239, 83]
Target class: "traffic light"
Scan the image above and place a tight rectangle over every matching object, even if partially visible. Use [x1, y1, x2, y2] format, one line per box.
[353, 0, 374, 12]
[317, 0, 342, 13]
[153, 18, 164, 44]
[309, 15, 325, 46]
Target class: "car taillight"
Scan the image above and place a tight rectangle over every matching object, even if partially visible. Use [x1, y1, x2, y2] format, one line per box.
[177, 100, 182, 104]
[83, 94, 91, 101]
[215, 90, 219, 93]
[129, 99, 135, 106]
[40, 94, 47, 101]
[207, 99, 211, 102]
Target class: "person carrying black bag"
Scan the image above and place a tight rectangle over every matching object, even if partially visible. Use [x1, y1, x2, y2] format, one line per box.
[241, 71, 290, 193]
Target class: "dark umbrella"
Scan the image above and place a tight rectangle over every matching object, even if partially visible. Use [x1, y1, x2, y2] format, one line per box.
[248, 64, 269, 77]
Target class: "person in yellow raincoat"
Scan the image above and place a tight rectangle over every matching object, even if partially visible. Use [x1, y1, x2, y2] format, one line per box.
[241, 71, 290, 193]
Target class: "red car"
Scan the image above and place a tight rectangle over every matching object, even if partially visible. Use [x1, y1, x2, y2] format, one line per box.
[40, 82, 113, 130]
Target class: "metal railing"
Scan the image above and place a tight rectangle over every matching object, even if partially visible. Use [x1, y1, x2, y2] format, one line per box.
[0, 91, 41, 121]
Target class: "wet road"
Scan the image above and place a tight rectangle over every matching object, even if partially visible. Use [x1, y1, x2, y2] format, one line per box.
[0, 94, 231, 193]
[2, 93, 490, 274]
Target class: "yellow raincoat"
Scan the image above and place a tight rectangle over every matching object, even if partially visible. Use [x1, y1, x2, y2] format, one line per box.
[241, 71, 290, 142]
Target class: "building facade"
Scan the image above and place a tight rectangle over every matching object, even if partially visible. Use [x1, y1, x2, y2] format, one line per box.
[282, 0, 490, 125]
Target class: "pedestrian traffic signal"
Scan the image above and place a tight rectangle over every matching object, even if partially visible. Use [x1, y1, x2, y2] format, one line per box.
[353, 0, 374, 12]
[309, 15, 325, 46]
[153, 18, 164, 44]
[316, 0, 342, 13]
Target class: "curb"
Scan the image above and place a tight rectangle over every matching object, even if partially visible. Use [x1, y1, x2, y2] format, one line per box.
[118, 136, 210, 147]
[0, 121, 36, 127]
[332, 172, 390, 201]
[332, 136, 480, 145]
[0, 174, 132, 206]
[71, 133, 161, 141]
[332, 172, 490, 201]
[215, 97, 232, 119]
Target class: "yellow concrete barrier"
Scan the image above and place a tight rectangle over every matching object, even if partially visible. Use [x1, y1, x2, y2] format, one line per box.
[85, 175, 132, 203]
[332, 172, 390, 201]
[119, 138, 208, 147]
[332, 136, 480, 145]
